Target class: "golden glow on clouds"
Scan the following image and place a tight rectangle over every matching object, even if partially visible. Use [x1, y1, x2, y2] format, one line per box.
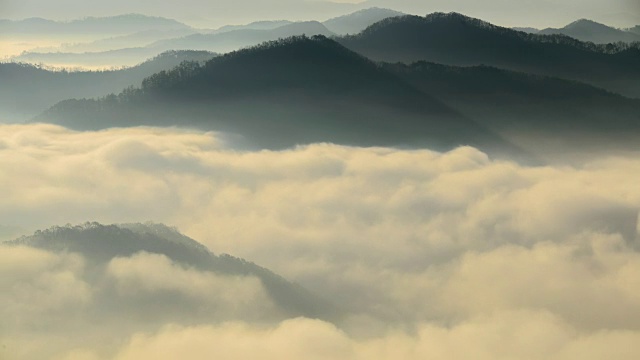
[1, 124, 639, 359]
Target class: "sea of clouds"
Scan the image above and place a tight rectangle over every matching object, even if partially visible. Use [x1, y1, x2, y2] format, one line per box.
[1, 124, 639, 359]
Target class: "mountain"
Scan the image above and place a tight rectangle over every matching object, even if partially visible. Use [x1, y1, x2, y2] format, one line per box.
[8, 222, 337, 320]
[384, 62, 640, 158]
[538, 19, 640, 44]
[211, 20, 293, 34]
[51, 29, 199, 53]
[149, 21, 335, 54]
[0, 14, 191, 35]
[629, 26, 640, 35]
[0, 50, 217, 121]
[15, 21, 337, 68]
[323, 7, 405, 35]
[337, 13, 640, 98]
[36, 35, 523, 158]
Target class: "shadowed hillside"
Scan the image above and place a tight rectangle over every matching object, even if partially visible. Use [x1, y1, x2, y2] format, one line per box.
[384, 62, 640, 157]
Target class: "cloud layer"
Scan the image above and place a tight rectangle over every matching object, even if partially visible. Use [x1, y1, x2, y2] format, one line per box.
[1, 124, 639, 359]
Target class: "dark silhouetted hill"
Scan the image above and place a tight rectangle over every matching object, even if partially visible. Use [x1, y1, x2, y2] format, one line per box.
[323, 7, 405, 35]
[9, 222, 337, 320]
[338, 13, 640, 98]
[538, 19, 640, 44]
[0, 50, 216, 121]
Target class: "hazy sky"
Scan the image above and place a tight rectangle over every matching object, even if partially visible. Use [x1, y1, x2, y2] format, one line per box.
[2, 0, 639, 28]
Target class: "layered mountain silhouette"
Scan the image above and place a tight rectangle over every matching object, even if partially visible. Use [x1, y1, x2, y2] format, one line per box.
[322, 7, 405, 35]
[0, 50, 216, 121]
[37, 35, 527, 159]
[9, 222, 337, 320]
[0, 14, 191, 35]
[12, 21, 335, 67]
[338, 13, 640, 98]
[34, 34, 640, 159]
[48, 29, 198, 53]
[538, 19, 640, 44]
[149, 21, 335, 54]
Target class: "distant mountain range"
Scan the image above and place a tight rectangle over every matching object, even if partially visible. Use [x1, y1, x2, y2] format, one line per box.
[0, 14, 191, 35]
[48, 29, 198, 53]
[10, 21, 335, 67]
[0, 50, 217, 121]
[8, 222, 337, 320]
[337, 13, 640, 98]
[150, 21, 335, 53]
[10, 6, 407, 67]
[211, 20, 293, 34]
[538, 19, 640, 44]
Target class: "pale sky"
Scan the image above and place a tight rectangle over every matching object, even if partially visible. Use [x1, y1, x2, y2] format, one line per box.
[1, 0, 639, 28]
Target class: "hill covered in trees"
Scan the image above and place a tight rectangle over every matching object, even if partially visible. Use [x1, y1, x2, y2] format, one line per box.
[338, 12, 640, 98]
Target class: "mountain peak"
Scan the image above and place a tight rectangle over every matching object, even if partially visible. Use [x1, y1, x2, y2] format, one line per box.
[565, 18, 609, 30]
[322, 7, 405, 35]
